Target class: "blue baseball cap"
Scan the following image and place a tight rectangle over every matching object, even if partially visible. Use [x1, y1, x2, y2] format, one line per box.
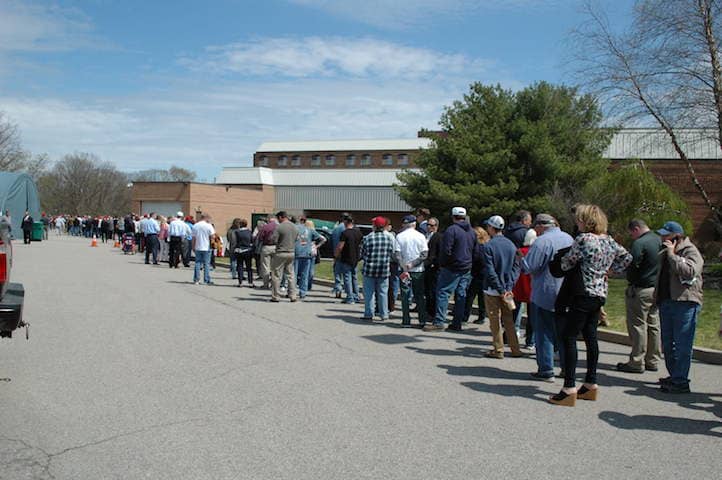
[657, 221, 684, 236]
[402, 214, 417, 224]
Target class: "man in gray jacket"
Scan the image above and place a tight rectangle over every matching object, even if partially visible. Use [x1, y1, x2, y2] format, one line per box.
[655, 221, 703, 394]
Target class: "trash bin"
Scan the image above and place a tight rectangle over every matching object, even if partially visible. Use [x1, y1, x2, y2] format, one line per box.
[31, 221, 43, 242]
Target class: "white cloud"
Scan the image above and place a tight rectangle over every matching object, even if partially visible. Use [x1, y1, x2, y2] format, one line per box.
[180, 36, 487, 79]
[288, 0, 566, 29]
[0, 1, 96, 52]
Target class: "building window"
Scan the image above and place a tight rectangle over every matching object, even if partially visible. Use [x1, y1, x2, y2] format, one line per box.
[278, 155, 288, 167]
[311, 155, 321, 167]
[398, 153, 409, 166]
[346, 154, 356, 166]
[291, 155, 301, 166]
[325, 154, 336, 166]
[361, 154, 372, 166]
[259, 155, 269, 167]
[382, 153, 393, 166]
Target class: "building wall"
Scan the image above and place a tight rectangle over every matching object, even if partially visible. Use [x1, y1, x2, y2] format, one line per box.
[633, 160, 722, 239]
[254, 149, 418, 169]
[131, 183, 192, 217]
[189, 183, 275, 235]
[304, 210, 407, 228]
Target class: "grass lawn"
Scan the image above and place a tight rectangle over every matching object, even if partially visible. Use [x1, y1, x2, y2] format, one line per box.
[227, 258, 722, 350]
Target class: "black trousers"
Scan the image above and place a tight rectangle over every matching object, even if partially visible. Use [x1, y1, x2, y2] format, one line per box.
[562, 295, 604, 388]
[425, 268, 439, 318]
[145, 234, 159, 264]
[236, 252, 254, 284]
[23, 229, 31, 244]
[168, 236, 182, 268]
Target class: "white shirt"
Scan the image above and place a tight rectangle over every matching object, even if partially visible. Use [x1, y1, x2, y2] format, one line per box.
[395, 227, 428, 273]
[192, 220, 215, 251]
[168, 218, 191, 237]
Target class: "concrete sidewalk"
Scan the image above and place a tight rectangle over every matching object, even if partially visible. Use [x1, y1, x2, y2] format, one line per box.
[2, 235, 721, 479]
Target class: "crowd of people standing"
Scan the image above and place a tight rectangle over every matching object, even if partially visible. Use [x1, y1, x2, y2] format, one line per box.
[63, 204, 713, 406]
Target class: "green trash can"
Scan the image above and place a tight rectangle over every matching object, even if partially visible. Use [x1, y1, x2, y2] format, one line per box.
[31, 221, 44, 242]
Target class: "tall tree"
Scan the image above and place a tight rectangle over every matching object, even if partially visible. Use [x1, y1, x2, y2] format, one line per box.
[129, 165, 197, 182]
[396, 82, 611, 225]
[572, 0, 722, 232]
[38, 153, 131, 215]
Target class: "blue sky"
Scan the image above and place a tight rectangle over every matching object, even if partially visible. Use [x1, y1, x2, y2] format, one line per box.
[0, 0, 634, 180]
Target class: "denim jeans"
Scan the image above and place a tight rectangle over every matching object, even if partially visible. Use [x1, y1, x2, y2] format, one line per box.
[230, 257, 238, 279]
[401, 272, 427, 325]
[363, 276, 389, 319]
[295, 257, 312, 298]
[659, 300, 700, 387]
[532, 303, 559, 376]
[333, 260, 344, 294]
[434, 268, 471, 327]
[337, 261, 360, 303]
[193, 250, 212, 284]
[308, 258, 317, 291]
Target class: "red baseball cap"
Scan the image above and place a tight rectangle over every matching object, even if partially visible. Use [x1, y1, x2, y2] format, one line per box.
[372, 216, 387, 228]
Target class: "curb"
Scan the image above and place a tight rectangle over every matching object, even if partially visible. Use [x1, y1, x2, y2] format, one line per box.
[219, 262, 722, 365]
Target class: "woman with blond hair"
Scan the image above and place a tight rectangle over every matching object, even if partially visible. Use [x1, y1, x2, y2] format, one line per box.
[158, 216, 170, 263]
[463, 225, 490, 323]
[549, 204, 632, 406]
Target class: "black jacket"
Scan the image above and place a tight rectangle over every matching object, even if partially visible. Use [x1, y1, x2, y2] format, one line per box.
[21, 215, 33, 231]
[504, 222, 529, 248]
[549, 246, 584, 314]
[425, 231, 443, 271]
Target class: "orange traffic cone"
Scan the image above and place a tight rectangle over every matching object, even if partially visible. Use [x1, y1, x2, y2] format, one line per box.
[113, 239, 120, 248]
[91, 235, 98, 247]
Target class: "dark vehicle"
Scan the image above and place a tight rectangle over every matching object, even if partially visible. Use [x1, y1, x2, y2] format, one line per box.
[311, 221, 373, 259]
[0, 216, 27, 339]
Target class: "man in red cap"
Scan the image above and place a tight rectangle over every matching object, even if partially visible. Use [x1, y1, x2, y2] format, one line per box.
[359, 216, 396, 320]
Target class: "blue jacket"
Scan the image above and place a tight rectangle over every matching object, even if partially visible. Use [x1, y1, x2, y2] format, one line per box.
[483, 234, 520, 294]
[521, 227, 574, 311]
[504, 222, 529, 248]
[439, 221, 476, 272]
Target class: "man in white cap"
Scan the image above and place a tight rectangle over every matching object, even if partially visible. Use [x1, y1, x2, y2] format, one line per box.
[424, 207, 476, 332]
[483, 214, 522, 358]
[395, 214, 429, 327]
[168, 211, 191, 268]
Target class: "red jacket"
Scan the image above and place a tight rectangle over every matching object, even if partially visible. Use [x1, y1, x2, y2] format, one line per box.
[512, 246, 532, 303]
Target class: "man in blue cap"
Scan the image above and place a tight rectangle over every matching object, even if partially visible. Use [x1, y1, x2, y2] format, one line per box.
[655, 220, 704, 394]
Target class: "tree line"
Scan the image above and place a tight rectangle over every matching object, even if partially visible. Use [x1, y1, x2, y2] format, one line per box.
[0, 112, 196, 216]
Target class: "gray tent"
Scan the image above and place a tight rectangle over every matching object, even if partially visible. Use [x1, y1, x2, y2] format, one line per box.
[0, 172, 41, 234]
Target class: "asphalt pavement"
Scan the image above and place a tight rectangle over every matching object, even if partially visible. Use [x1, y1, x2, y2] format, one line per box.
[1, 235, 721, 479]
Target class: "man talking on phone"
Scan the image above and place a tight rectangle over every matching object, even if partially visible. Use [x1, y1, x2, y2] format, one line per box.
[655, 221, 704, 394]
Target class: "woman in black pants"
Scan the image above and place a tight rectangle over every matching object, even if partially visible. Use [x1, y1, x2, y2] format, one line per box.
[549, 204, 632, 406]
[234, 219, 255, 287]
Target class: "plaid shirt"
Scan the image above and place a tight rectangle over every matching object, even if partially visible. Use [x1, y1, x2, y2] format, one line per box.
[361, 231, 395, 277]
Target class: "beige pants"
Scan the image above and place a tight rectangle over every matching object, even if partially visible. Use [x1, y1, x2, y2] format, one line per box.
[259, 245, 276, 287]
[271, 252, 297, 301]
[625, 285, 661, 369]
[484, 294, 521, 355]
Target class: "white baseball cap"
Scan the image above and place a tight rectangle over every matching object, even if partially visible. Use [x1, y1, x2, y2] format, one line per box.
[451, 207, 466, 217]
[177, 211, 184, 217]
[487, 215, 505, 230]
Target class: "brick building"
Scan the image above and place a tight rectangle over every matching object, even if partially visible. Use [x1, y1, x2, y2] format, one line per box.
[131, 181, 274, 235]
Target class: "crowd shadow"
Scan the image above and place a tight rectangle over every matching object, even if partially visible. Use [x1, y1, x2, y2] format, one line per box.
[460, 381, 549, 403]
[599, 411, 722, 438]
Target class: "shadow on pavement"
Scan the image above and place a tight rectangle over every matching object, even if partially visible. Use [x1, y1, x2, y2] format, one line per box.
[439, 364, 535, 381]
[598, 411, 722, 438]
[362, 334, 423, 345]
[405, 345, 486, 359]
[460, 381, 549, 403]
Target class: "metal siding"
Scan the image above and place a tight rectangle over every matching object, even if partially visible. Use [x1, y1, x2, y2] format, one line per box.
[275, 187, 409, 212]
[604, 129, 722, 160]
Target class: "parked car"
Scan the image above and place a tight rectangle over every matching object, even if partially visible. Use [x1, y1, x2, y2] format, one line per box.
[0, 216, 26, 339]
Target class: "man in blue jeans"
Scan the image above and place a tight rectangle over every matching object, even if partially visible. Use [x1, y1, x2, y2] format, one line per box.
[424, 207, 476, 332]
[655, 221, 704, 394]
[331, 213, 349, 298]
[521, 214, 573, 380]
[360, 216, 394, 320]
[192, 213, 216, 285]
[334, 215, 362, 304]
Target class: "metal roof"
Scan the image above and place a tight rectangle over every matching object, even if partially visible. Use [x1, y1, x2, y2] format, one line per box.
[275, 186, 410, 212]
[256, 138, 433, 153]
[604, 129, 722, 160]
[216, 167, 413, 187]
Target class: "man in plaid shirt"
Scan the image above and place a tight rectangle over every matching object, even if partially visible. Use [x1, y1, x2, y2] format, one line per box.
[361, 216, 396, 321]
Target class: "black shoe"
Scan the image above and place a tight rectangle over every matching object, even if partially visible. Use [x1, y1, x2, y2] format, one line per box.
[446, 325, 463, 332]
[645, 365, 659, 372]
[616, 362, 644, 374]
[659, 376, 673, 385]
[530, 372, 554, 382]
[661, 383, 691, 394]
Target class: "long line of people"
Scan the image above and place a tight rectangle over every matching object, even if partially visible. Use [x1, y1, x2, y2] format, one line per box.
[71, 204, 707, 405]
